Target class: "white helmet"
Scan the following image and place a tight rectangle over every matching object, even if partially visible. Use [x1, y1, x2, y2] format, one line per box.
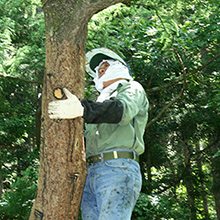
[85, 47, 128, 78]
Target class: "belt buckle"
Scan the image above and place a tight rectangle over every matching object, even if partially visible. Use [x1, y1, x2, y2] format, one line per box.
[113, 151, 118, 159]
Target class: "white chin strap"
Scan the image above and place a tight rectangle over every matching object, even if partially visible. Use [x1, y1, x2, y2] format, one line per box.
[93, 59, 133, 92]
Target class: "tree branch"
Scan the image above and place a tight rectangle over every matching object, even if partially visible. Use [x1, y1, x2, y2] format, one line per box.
[0, 74, 43, 85]
[146, 46, 187, 129]
[134, 2, 220, 93]
[145, 45, 218, 129]
[147, 53, 220, 93]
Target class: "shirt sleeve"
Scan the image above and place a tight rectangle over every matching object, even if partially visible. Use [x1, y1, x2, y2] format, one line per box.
[81, 98, 123, 124]
[116, 81, 148, 126]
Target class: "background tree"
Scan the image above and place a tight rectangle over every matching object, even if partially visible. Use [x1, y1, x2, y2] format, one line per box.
[0, 0, 44, 218]
[29, 0, 129, 219]
[0, 0, 220, 219]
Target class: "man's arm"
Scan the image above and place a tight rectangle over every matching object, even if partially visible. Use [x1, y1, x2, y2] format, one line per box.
[48, 88, 123, 123]
[81, 98, 123, 124]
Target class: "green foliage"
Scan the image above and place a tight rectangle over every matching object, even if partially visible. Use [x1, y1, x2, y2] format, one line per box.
[0, 0, 45, 80]
[0, 165, 38, 220]
[0, 0, 43, 218]
[0, 0, 220, 219]
[132, 192, 191, 220]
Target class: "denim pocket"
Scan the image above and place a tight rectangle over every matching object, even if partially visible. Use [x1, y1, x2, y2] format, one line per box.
[104, 158, 130, 169]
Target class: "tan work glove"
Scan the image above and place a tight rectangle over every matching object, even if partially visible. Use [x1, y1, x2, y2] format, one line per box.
[48, 88, 84, 119]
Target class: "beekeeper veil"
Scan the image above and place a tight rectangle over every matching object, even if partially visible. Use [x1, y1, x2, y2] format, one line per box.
[93, 59, 133, 92]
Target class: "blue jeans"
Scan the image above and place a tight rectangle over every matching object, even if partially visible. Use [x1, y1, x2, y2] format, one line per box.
[81, 158, 142, 220]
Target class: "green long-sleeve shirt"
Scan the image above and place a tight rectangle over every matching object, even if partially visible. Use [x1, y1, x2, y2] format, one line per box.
[82, 81, 149, 158]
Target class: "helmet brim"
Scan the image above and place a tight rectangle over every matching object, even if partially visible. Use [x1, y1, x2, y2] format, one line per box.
[85, 47, 127, 78]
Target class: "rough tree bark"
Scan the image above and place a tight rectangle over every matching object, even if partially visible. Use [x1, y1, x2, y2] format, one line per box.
[183, 139, 197, 220]
[211, 139, 220, 220]
[195, 142, 210, 219]
[29, 0, 127, 219]
[0, 163, 3, 198]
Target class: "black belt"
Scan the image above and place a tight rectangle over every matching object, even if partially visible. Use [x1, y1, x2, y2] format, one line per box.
[87, 150, 139, 166]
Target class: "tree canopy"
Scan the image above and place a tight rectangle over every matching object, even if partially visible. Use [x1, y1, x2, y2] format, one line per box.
[0, 0, 220, 219]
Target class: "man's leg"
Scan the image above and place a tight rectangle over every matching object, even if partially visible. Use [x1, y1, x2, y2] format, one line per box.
[95, 159, 142, 220]
[81, 167, 99, 220]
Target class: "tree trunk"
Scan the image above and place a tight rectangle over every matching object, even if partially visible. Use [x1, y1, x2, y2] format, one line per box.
[146, 143, 152, 194]
[29, 34, 87, 220]
[183, 139, 197, 220]
[29, 0, 127, 219]
[0, 163, 3, 198]
[211, 139, 220, 220]
[195, 142, 210, 220]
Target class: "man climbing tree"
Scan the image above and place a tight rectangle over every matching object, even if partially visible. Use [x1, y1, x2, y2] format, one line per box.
[29, 0, 128, 219]
[48, 47, 149, 219]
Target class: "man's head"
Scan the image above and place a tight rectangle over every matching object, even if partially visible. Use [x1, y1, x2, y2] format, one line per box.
[93, 59, 132, 92]
[85, 48, 133, 92]
[85, 47, 130, 78]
